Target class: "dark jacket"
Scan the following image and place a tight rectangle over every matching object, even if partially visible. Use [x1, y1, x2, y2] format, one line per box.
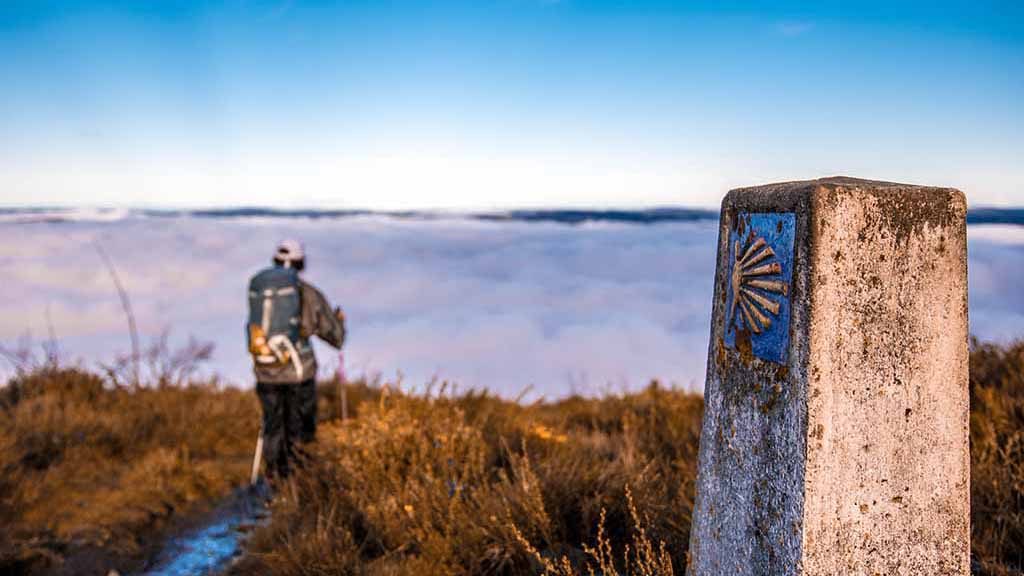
[253, 279, 345, 384]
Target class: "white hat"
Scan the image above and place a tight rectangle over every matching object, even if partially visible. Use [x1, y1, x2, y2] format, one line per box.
[275, 239, 305, 264]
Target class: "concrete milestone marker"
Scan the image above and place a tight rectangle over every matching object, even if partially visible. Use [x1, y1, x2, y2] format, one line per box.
[687, 178, 969, 576]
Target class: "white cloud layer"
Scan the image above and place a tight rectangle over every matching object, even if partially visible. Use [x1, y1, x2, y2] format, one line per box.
[1, 218, 1021, 398]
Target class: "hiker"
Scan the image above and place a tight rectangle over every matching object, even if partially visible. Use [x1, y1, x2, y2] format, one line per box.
[247, 239, 345, 480]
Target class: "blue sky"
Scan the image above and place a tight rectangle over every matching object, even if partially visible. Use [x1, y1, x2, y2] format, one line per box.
[1, 0, 1022, 208]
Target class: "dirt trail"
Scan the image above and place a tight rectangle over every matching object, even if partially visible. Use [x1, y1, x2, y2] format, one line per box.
[135, 487, 267, 576]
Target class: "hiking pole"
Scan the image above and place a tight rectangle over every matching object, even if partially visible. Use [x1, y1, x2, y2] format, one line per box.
[338, 348, 348, 421]
[334, 306, 348, 421]
[250, 426, 264, 486]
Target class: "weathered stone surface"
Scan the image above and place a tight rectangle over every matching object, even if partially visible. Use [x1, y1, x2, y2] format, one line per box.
[687, 177, 968, 576]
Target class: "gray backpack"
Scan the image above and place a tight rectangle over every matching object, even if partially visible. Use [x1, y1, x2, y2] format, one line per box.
[247, 266, 304, 378]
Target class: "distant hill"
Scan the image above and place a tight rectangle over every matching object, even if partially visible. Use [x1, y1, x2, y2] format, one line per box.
[148, 206, 720, 224]
[2, 206, 1023, 226]
[965, 208, 1024, 225]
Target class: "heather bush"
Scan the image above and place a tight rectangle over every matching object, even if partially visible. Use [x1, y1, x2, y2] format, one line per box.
[0, 368, 258, 574]
[970, 339, 1024, 575]
[233, 383, 704, 575]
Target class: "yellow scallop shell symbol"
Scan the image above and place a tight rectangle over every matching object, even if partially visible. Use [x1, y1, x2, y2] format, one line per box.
[729, 236, 789, 334]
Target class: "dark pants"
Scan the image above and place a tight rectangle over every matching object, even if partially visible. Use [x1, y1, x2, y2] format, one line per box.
[256, 379, 317, 479]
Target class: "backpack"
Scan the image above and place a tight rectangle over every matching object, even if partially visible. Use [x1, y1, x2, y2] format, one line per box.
[247, 266, 305, 379]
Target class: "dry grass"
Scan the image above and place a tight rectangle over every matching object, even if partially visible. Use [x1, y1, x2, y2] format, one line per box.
[1, 340, 1022, 575]
[233, 380, 701, 576]
[970, 339, 1024, 575]
[0, 367, 259, 574]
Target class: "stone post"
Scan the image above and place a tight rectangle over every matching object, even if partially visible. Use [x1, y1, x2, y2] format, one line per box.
[687, 177, 969, 576]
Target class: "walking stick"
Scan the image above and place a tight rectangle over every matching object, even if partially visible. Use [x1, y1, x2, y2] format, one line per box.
[338, 348, 348, 421]
[333, 307, 349, 422]
[250, 427, 264, 486]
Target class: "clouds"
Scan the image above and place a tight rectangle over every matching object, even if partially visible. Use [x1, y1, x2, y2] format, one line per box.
[966, 225, 1024, 343]
[1, 216, 1022, 398]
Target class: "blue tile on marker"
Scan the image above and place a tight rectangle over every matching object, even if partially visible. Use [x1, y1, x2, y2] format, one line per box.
[723, 212, 796, 364]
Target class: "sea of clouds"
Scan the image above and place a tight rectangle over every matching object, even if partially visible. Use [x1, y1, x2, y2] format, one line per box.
[1, 215, 1021, 399]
